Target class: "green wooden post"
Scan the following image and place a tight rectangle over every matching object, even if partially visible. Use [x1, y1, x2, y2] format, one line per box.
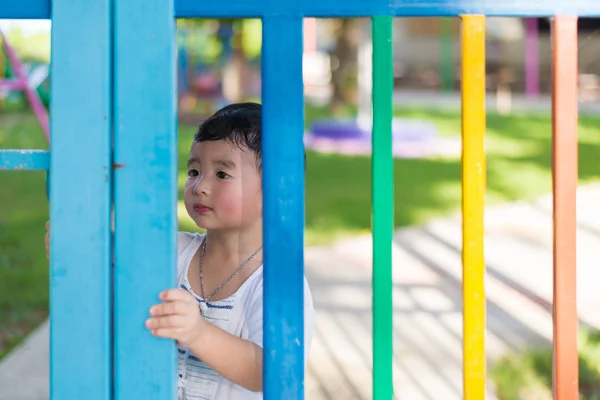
[372, 15, 394, 400]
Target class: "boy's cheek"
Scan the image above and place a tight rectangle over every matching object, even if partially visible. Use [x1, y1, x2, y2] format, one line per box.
[216, 195, 244, 220]
[183, 188, 194, 205]
[218, 198, 240, 215]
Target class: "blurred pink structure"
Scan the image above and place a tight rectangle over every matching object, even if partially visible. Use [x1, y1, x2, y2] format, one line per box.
[525, 18, 539, 99]
[0, 30, 50, 142]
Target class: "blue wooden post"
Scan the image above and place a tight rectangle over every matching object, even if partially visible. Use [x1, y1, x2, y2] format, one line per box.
[261, 15, 306, 398]
[113, 0, 178, 397]
[49, 0, 113, 398]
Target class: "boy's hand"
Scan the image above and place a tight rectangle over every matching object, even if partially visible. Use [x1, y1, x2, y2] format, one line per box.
[146, 288, 206, 348]
[45, 221, 50, 261]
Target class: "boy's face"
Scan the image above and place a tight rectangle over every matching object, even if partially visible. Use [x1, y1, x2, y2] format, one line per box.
[184, 139, 262, 231]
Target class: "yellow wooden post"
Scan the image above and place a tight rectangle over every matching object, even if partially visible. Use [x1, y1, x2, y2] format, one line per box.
[460, 15, 486, 400]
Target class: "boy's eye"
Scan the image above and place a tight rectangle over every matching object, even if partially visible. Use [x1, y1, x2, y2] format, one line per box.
[188, 169, 199, 178]
[216, 171, 230, 180]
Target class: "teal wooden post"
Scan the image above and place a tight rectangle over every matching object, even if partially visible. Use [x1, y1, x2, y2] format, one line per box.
[372, 15, 394, 400]
[49, 0, 112, 397]
[113, 0, 178, 397]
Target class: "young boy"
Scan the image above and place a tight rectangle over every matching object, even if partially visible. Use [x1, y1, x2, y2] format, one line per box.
[46, 102, 315, 399]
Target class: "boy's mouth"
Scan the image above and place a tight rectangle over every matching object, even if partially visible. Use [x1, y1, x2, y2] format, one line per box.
[193, 204, 212, 213]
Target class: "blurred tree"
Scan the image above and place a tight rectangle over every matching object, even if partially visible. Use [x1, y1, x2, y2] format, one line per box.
[329, 18, 361, 111]
[3, 28, 51, 64]
[177, 18, 259, 103]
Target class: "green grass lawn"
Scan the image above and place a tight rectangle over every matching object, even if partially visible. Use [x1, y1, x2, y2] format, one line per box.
[491, 328, 600, 399]
[1, 106, 600, 359]
[0, 115, 50, 358]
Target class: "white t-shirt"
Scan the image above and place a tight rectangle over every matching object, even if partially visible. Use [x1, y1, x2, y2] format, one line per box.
[176, 232, 315, 400]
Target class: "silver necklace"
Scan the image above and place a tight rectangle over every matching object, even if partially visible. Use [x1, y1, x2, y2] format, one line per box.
[198, 238, 262, 315]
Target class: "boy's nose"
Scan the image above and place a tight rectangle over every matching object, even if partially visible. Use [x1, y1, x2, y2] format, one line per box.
[192, 177, 209, 195]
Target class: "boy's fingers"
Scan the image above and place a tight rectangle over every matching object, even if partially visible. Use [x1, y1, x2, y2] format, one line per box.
[150, 301, 188, 316]
[45, 221, 50, 260]
[45, 231, 50, 260]
[150, 327, 182, 339]
[146, 315, 184, 329]
[159, 288, 192, 302]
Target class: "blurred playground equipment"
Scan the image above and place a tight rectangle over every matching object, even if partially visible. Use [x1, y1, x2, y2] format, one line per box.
[0, 29, 49, 141]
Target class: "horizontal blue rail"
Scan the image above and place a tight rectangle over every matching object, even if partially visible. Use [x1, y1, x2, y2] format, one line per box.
[0, 150, 49, 170]
[1, 0, 599, 18]
[176, 0, 600, 17]
[0, 0, 50, 18]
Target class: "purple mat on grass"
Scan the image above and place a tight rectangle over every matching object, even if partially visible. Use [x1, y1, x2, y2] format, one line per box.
[309, 118, 437, 141]
[304, 118, 459, 158]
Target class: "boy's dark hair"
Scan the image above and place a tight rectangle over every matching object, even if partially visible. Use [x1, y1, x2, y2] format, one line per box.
[194, 102, 263, 169]
[193, 102, 306, 171]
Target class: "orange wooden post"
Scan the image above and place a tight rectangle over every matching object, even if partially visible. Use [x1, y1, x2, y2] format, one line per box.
[551, 15, 579, 400]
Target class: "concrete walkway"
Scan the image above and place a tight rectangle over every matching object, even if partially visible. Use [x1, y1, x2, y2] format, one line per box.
[2, 184, 600, 399]
[306, 183, 600, 399]
[0, 320, 49, 400]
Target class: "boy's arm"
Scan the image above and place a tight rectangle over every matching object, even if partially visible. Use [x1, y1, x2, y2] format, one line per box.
[188, 323, 263, 392]
[193, 276, 315, 392]
[195, 277, 315, 392]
